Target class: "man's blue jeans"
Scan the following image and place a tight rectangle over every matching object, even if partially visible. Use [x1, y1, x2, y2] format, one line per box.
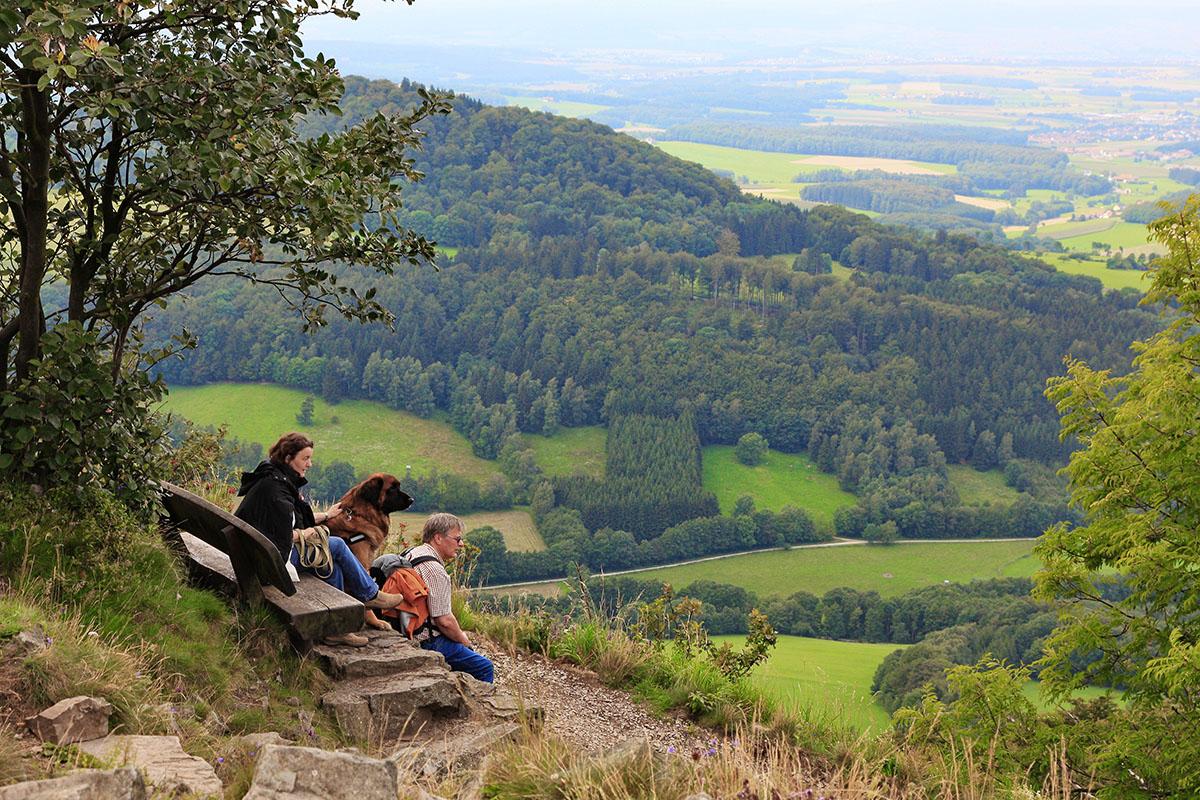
[421, 635, 495, 683]
[290, 536, 379, 602]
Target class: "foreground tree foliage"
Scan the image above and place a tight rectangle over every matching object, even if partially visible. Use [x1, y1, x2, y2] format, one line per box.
[888, 198, 1200, 798]
[1032, 196, 1200, 796]
[0, 0, 449, 504]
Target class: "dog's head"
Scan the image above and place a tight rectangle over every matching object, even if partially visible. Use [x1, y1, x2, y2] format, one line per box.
[356, 473, 414, 514]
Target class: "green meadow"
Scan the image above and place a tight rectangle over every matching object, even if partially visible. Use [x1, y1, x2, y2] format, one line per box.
[714, 634, 898, 730]
[1056, 220, 1160, 254]
[715, 635, 1119, 733]
[654, 141, 822, 184]
[945, 465, 1022, 506]
[628, 540, 1040, 600]
[1035, 252, 1151, 292]
[161, 383, 503, 482]
[701, 445, 857, 525]
[522, 426, 607, 478]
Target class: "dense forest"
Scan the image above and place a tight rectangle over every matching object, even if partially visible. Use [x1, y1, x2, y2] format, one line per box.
[148, 78, 1159, 581]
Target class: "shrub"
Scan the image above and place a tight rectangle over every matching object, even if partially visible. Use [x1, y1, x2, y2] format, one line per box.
[734, 432, 768, 466]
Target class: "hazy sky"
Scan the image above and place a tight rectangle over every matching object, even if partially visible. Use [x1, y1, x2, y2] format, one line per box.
[304, 0, 1200, 66]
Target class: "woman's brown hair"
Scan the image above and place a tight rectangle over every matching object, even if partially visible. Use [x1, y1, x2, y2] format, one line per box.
[268, 432, 314, 466]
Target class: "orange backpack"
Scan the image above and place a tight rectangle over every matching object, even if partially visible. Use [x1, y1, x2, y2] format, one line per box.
[371, 553, 439, 640]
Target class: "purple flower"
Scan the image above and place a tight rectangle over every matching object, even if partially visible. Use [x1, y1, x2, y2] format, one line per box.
[217, 757, 224, 763]
[668, 747, 675, 754]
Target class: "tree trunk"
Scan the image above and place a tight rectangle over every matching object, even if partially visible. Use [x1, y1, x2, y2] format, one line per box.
[13, 68, 51, 382]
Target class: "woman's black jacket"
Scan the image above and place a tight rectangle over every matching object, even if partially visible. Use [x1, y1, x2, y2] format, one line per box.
[234, 460, 315, 558]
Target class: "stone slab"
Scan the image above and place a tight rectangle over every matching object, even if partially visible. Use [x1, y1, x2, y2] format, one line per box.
[76, 734, 221, 798]
[0, 767, 146, 800]
[243, 743, 396, 800]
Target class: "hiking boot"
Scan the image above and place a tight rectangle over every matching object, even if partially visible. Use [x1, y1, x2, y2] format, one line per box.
[363, 590, 404, 609]
[323, 632, 368, 647]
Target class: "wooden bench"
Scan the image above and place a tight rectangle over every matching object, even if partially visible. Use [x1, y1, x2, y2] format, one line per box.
[158, 480, 363, 644]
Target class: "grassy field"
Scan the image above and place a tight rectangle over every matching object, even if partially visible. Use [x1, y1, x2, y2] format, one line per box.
[522, 426, 606, 478]
[391, 508, 546, 553]
[654, 141, 824, 184]
[946, 465, 1022, 506]
[714, 634, 899, 731]
[652, 141, 958, 209]
[1035, 252, 1152, 292]
[701, 445, 857, 525]
[1056, 220, 1160, 254]
[506, 96, 611, 118]
[628, 540, 1040, 600]
[714, 635, 1119, 733]
[161, 383, 504, 482]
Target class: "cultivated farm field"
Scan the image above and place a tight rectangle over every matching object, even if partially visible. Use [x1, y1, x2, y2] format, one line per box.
[626, 539, 1040, 600]
[391, 508, 547, 553]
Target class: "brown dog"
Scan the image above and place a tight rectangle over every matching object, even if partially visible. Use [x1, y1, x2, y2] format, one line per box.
[325, 473, 414, 629]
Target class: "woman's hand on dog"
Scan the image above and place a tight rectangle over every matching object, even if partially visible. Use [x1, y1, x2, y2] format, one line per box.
[318, 503, 343, 524]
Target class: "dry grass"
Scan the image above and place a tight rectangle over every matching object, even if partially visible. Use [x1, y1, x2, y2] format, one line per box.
[389, 509, 546, 552]
[482, 717, 1077, 800]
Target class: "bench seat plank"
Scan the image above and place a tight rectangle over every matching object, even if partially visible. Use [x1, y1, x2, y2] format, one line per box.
[177, 530, 364, 640]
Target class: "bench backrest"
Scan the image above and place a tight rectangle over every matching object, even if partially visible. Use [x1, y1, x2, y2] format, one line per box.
[159, 481, 295, 597]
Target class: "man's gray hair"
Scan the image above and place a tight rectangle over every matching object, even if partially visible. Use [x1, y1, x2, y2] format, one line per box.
[422, 512, 465, 543]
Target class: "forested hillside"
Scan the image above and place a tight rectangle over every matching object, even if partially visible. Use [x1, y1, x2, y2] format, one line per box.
[146, 78, 1161, 578]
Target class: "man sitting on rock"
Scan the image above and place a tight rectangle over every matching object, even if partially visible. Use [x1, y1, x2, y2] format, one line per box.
[407, 513, 495, 683]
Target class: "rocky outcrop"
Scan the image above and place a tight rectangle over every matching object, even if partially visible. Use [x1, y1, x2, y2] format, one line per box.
[1, 625, 49, 659]
[313, 635, 445, 680]
[321, 670, 465, 740]
[243, 744, 397, 800]
[25, 696, 112, 745]
[391, 722, 520, 778]
[0, 767, 146, 800]
[76, 735, 221, 797]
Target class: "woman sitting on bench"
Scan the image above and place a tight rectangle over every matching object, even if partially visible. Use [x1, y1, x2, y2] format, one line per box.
[235, 432, 402, 647]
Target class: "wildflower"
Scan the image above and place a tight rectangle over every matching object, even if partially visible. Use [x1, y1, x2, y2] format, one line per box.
[87, 630, 98, 637]
[668, 747, 675, 754]
[45, 637, 52, 644]
[250, 751, 255, 757]
[217, 757, 223, 764]
[691, 748, 700, 761]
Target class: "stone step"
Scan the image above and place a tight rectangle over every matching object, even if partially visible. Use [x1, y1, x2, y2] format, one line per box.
[391, 722, 520, 779]
[321, 671, 466, 741]
[313, 630, 446, 680]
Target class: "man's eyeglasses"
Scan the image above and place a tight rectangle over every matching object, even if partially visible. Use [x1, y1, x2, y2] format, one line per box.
[444, 534, 464, 543]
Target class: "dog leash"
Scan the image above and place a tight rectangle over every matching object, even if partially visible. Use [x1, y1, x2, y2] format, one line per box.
[296, 525, 334, 579]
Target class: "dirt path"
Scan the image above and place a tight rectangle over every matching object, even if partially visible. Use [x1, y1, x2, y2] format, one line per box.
[483, 641, 724, 756]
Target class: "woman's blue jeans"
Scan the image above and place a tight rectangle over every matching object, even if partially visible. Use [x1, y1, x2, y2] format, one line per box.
[290, 535, 379, 602]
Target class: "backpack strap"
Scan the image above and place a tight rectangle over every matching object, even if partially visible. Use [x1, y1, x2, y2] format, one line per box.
[400, 549, 446, 640]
